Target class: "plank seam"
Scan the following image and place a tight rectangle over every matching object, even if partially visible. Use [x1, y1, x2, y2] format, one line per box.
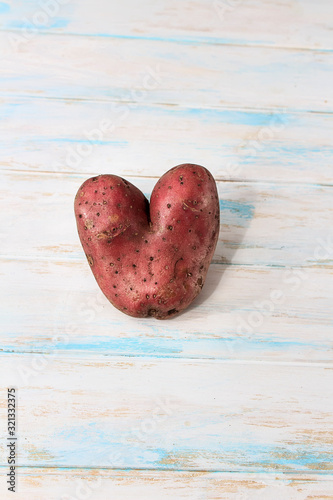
[1, 93, 332, 116]
[0, 465, 332, 474]
[2, 27, 333, 53]
[0, 352, 332, 367]
[1, 168, 333, 189]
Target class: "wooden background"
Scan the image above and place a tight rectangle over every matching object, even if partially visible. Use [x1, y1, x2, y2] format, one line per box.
[0, 0, 332, 498]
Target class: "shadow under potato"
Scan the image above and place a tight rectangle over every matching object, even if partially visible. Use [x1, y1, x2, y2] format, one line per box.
[177, 183, 257, 316]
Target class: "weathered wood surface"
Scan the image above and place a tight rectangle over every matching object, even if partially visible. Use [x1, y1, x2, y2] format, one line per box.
[1, 469, 333, 500]
[0, 467, 333, 500]
[1, 259, 332, 362]
[1, 33, 332, 113]
[1, 0, 332, 50]
[1, 97, 333, 185]
[0, 355, 332, 471]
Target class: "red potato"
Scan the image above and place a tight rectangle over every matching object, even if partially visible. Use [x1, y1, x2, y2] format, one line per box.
[74, 164, 220, 319]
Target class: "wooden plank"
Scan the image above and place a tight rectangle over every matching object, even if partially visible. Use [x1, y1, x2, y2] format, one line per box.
[0, 355, 332, 470]
[0, 172, 332, 267]
[1, 33, 333, 113]
[1, 259, 332, 362]
[1, 468, 333, 499]
[1, 0, 333, 51]
[2, 97, 333, 185]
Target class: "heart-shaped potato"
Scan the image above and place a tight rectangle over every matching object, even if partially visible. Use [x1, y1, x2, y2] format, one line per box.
[74, 164, 220, 319]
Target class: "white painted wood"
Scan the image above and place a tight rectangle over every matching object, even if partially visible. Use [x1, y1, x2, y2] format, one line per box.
[1, 259, 332, 362]
[1, 468, 332, 500]
[0, 355, 332, 471]
[1, 33, 332, 113]
[0, 172, 332, 267]
[1, 0, 333, 51]
[2, 97, 333, 185]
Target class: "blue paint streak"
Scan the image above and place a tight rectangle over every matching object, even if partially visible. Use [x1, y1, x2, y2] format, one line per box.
[53, 423, 331, 470]
[156, 441, 331, 471]
[55, 424, 167, 467]
[185, 107, 288, 127]
[8, 20, 34, 29]
[56, 337, 184, 356]
[45, 138, 128, 146]
[4, 334, 328, 359]
[0, 2, 9, 13]
[138, 103, 292, 128]
[219, 199, 255, 221]
[50, 18, 69, 29]
[8, 18, 69, 29]
[1, 97, 293, 131]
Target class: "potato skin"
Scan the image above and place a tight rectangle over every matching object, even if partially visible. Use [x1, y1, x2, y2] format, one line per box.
[74, 164, 220, 319]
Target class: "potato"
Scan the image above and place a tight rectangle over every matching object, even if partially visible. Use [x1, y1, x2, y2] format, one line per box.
[74, 164, 220, 319]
